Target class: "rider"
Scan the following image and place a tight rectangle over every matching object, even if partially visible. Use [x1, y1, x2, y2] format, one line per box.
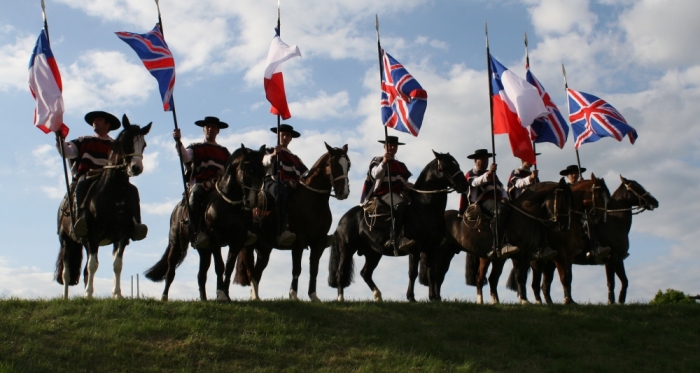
[173, 116, 231, 249]
[458, 149, 517, 260]
[262, 123, 308, 247]
[56, 111, 147, 240]
[359, 135, 415, 253]
[508, 157, 557, 261]
[558, 164, 611, 261]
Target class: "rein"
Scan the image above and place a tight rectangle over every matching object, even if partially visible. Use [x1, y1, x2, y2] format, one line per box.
[407, 168, 462, 194]
[300, 153, 349, 197]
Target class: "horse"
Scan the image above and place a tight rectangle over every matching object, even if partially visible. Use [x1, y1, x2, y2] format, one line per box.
[143, 145, 266, 301]
[427, 179, 572, 304]
[328, 151, 468, 302]
[229, 143, 350, 301]
[519, 175, 612, 305]
[55, 114, 151, 299]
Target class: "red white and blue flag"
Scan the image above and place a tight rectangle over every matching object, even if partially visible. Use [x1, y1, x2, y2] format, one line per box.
[116, 25, 175, 111]
[567, 88, 637, 149]
[490, 55, 547, 163]
[264, 28, 301, 120]
[29, 29, 68, 137]
[381, 50, 427, 137]
[526, 67, 569, 149]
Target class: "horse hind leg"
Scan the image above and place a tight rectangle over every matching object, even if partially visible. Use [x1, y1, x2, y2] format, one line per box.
[112, 241, 127, 299]
[605, 262, 616, 305]
[360, 251, 383, 302]
[616, 260, 629, 304]
[488, 259, 505, 305]
[289, 248, 303, 300]
[406, 253, 419, 302]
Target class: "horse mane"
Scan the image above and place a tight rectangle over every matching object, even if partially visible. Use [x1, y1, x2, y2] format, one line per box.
[522, 182, 560, 201]
[224, 146, 249, 170]
[309, 152, 330, 171]
[413, 158, 438, 188]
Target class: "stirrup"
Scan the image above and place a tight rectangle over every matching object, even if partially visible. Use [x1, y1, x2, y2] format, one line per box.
[277, 230, 296, 247]
[73, 217, 88, 238]
[194, 231, 210, 249]
[398, 237, 415, 253]
[533, 247, 557, 261]
[132, 224, 148, 241]
[499, 243, 520, 258]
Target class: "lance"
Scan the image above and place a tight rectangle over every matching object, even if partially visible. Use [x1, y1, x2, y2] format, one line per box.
[375, 15, 398, 256]
[154, 0, 193, 217]
[524, 31, 538, 172]
[561, 64, 583, 180]
[42, 0, 76, 231]
[485, 22, 500, 253]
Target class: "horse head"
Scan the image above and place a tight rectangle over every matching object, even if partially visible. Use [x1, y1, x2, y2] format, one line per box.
[571, 173, 611, 222]
[430, 150, 468, 193]
[218, 144, 266, 210]
[324, 142, 351, 200]
[115, 114, 152, 177]
[619, 175, 659, 211]
[545, 178, 573, 231]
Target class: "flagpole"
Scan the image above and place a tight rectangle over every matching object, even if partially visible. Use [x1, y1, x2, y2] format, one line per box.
[562, 64, 583, 180]
[524, 32, 538, 171]
[42, 0, 76, 231]
[485, 22, 500, 253]
[155, 0, 192, 216]
[275, 1, 282, 239]
[376, 15, 398, 256]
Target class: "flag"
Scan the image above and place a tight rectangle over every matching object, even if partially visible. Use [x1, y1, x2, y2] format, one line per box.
[28, 29, 68, 138]
[380, 50, 427, 136]
[526, 67, 569, 148]
[567, 88, 637, 149]
[264, 28, 301, 120]
[489, 55, 547, 163]
[116, 25, 175, 111]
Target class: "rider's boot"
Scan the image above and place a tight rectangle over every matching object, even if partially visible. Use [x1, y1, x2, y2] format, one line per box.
[244, 231, 257, 246]
[533, 246, 557, 261]
[73, 212, 88, 238]
[398, 237, 415, 253]
[587, 245, 611, 262]
[277, 230, 296, 247]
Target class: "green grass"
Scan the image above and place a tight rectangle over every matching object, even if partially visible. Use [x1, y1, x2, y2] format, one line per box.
[0, 298, 698, 372]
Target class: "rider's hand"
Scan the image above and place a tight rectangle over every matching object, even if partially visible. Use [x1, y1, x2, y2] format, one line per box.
[383, 153, 394, 163]
[531, 170, 538, 181]
[173, 128, 181, 141]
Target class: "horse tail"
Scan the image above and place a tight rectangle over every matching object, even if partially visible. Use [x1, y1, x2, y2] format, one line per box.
[54, 235, 83, 286]
[465, 252, 485, 286]
[328, 231, 354, 288]
[144, 241, 185, 282]
[505, 266, 518, 292]
[233, 248, 251, 286]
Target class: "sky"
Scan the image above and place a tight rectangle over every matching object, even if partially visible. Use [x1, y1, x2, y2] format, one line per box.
[1, 0, 698, 303]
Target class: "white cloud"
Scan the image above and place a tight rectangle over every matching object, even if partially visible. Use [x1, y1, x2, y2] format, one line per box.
[524, 0, 598, 36]
[142, 198, 178, 216]
[288, 90, 352, 120]
[0, 33, 35, 91]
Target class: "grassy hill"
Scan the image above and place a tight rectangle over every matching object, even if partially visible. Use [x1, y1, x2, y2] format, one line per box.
[0, 299, 698, 372]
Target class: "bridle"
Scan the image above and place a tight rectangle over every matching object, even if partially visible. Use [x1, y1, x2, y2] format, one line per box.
[408, 159, 461, 194]
[299, 152, 350, 198]
[216, 158, 260, 209]
[102, 133, 144, 174]
[594, 181, 652, 215]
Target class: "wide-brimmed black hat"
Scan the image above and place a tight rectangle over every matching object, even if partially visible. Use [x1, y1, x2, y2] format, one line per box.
[270, 123, 300, 138]
[467, 149, 494, 159]
[85, 111, 120, 131]
[195, 116, 229, 129]
[559, 165, 586, 176]
[378, 135, 405, 145]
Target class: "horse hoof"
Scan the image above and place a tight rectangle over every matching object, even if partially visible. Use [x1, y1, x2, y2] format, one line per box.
[564, 298, 577, 305]
[250, 288, 260, 301]
[161, 294, 169, 302]
[289, 289, 299, 301]
[520, 299, 530, 305]
[337, 294, 345, 302]
[216, 290, 229, 302]
[407, 297, 416, 303]
[476, 295, 483, 305]
[491, 297, 500, 305]
[373, 290, 383, 302]
[309, 292, 321, 302]
[113, 293, 124, 300]
[535, 300, 542, 305]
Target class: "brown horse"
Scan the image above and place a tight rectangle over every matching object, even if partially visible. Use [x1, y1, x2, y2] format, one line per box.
[523, 175, 612, 305]
[55, 115, 151, 299]
[144, 145, 266, 301]
[230, 143, 350, 301]
[429, 179, 572, 304]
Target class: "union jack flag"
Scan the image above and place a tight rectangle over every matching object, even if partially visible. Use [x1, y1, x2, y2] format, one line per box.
[567, 88, 637, 149]
[381, 50, 427, 137]
[526, 67, 569, 148]
[116, 25, 175, 111]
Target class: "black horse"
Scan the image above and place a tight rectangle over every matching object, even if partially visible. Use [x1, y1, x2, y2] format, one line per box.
[328, 151, 468, 302]
[230, 143, 350, 301]
[427, 179, 572, 304]
[144, 145, 266, 301]
[55, 114, 151, 299]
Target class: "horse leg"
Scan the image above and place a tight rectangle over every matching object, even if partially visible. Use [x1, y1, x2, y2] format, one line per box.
[251, 247, 272, 301]
[307, 244, 324, 302]
[542, 261, 556, 305]
[616, 260, 629, 304]
[406, 253, 419, 302]
[360, 251, 383, 302]
[562, 261, 576, 305]
[84, 247, 99, 299]
[162, 239, 185, 302]
[531, 262, 543, 305]
[514, 258, 531, 304]
[475, 258, 490, 305]
[112, 241, 127, 299]
[605, 261, 616, 305]
[488, 259, 505, 305]
[289, 247, 303, 300]
[212, 246, 229, 302]
[425, 251, 442, 302]
[197, 249, 211, 301]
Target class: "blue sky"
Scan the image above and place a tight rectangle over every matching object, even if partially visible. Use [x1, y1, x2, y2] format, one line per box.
[1, 0, 698, 303]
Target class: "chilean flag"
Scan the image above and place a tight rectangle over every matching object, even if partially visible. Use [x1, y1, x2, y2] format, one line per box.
[263, 28, 301, 120]
[490, 55, 547, 164]
[28, 29, 68, 138]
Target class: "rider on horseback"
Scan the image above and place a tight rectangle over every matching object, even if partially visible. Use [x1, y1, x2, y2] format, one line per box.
[359, 135, 415, 253]
[508, 158, 557, 261]
[263, 124, 308, 247]
[57, 111, 147, 240]
[174, 116, 232, 249]
[459, 149, 518, 260]
[559, 164, 611, 261]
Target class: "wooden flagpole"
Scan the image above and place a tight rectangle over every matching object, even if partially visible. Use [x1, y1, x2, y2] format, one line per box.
[275, 1, 282, 239]
[375, 15, 398, 256]
[524, 31, 538, 172]
[42, 0, 76, 231]
[485, 22, 500, 252]
[561, 64, 583, 180]
[154, 0, 193, 217]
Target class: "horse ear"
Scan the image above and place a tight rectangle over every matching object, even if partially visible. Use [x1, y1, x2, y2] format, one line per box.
[342, 144, 348, 153]
[141, 122, 152, 135]
[122, 114, 130, 129]
[619, 174, 627, 183]
[559, 177, 566, 185]
[432, 149, 439, 158]
[259, 145, 266, 153]
[590, 173, 596, 181]
[240, 143, 245, 150]
[324, 142, 333, 152]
